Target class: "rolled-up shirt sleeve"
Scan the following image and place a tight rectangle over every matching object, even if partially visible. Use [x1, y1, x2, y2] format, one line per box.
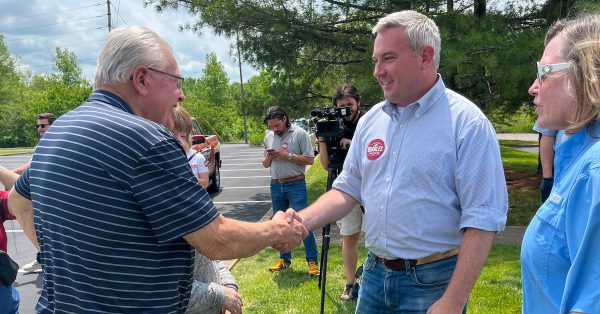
[455, 118, 508, 232]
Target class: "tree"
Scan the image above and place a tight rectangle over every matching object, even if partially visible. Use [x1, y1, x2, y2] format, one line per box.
[51, 47, 86, 86]
[183, 53, 243, 142]
[147, 0, 579, 115]
[0, 36, 30, 147]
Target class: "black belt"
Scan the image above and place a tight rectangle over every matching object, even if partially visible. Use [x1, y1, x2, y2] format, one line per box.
[373, 247, 460, 270]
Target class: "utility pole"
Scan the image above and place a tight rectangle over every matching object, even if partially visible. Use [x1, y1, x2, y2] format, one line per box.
[107, 0, 112, 32]
[236, 30, 248, 144]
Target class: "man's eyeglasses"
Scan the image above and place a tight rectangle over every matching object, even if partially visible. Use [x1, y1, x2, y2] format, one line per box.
[36, 124, 48, 129]
[536, 61, 571, 84]
[148, 67, 185, 89]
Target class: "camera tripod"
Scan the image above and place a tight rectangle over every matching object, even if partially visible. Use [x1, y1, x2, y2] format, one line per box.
[318, 165, 342, 314]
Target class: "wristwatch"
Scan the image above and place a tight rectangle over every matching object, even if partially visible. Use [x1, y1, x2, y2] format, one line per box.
[287, 152, 293, 161]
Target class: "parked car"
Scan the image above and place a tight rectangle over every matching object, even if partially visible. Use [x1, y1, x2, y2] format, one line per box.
[291, 118, 318, 155]
[190, 117, 221, 193]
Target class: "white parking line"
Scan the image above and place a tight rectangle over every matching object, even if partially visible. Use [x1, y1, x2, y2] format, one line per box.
[221, 186, 270, 189]
[220, 169, 269, 172]
[222, 176, 271, 179]
[224, 159, 263, 162]
[213, 201, 271, 204]
[222, 163, 264, 166]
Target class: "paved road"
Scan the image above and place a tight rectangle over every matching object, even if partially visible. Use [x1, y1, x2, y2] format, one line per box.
[1, 143, 273, 313]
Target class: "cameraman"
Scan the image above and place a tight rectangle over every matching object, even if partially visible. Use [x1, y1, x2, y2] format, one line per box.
[318, 84, 363, 301]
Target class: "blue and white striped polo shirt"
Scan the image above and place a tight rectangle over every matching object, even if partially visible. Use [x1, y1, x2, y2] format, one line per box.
[15, 90, 220, 313]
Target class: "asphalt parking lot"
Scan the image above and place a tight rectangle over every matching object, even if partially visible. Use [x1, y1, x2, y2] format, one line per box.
[1, 143, 272, 312]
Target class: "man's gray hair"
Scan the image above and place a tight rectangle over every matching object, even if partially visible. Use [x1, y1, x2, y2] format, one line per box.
[94, 26, 172, 87]
[372, 10, 441, 69]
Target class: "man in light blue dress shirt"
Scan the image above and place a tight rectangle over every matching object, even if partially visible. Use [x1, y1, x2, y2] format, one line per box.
[298, 10, 508, 313]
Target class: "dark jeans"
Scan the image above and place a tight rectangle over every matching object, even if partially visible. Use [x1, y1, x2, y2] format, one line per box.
[270, 178, 318, 263]
[356, 252, 466, 314]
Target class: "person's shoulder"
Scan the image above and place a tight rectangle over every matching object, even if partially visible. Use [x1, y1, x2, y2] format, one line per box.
[360, 101, 386, 119]
[290, 125, 309, 136]
[533, 122, 558, 136]
[444, 88, 489, 119]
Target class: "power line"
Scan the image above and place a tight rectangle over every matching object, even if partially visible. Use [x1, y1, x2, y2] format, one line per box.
[3, 27, 107, 42]
[12, 39, 106, 54]
[0, 15, 106, 33]
[17, 58, 97, 69]
[2, 2, 104, 22]
[111, 1, 128, 27]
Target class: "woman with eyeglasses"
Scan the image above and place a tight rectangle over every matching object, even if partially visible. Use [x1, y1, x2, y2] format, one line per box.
[521, 14, 600, 314]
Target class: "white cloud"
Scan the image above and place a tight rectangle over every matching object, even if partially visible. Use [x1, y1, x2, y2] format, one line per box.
[0, 0, 258, 82]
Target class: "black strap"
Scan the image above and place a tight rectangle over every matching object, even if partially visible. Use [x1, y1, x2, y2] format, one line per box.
[187, 152, 197, 162]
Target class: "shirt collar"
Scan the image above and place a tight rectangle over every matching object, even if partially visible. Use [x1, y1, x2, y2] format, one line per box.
[88, 89, 135, 115]
[554, 121, 600, 177]
[382, 74, 445, 119]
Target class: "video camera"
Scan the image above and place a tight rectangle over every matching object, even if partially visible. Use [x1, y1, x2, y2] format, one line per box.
[311, 106, 352, 168]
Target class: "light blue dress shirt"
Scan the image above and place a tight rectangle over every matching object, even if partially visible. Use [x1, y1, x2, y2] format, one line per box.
[332, 76, 508, 259]
[521, 122, 600, 313]
[533, 121, 570, 147]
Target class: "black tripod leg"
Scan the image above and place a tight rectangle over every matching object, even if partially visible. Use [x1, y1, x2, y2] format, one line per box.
[318, 224, 330, 289]
[320, 224, 330, 314]
[318, 167, 339, 314]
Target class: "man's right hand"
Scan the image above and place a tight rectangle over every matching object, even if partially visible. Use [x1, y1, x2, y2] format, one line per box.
[270, 210, 308, 253]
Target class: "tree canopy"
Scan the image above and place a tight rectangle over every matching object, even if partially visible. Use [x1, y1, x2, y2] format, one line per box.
[146, 0, 597, 117]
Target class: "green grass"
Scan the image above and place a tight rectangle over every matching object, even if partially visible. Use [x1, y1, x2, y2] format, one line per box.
[500, 145, 538, 173]
[306, 158, 328, 204]
[499, 144, 541, 225]
[499, 139, 538, 147]
[469, 245, 522, 313]
[232, 245, 521, 313]
[232, 245, 363, 313]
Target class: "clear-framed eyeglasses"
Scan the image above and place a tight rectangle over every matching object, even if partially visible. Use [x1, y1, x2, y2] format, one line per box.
[536, 61, 571, 84]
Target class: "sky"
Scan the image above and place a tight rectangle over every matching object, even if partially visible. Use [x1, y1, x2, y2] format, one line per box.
[0, 0, 258, 83]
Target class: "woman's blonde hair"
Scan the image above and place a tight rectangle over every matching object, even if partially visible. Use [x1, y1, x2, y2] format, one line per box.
[173, 105, 193, 146]
[559, 14, 600, 134]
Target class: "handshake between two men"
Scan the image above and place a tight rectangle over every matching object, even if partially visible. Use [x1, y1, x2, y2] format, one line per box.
[271, 209, 309, 253]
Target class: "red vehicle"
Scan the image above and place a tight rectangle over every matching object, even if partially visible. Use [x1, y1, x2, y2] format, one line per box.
[190, 117, 221, 193]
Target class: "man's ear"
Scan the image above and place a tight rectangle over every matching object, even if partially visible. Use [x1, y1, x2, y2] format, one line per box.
[420, 45, 435, 68]
[131, 66, 149, 96]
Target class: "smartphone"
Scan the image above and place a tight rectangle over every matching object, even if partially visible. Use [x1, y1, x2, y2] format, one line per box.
[265, 148, 275, 153]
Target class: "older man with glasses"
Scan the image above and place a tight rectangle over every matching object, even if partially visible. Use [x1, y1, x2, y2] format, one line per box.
[8, 26, 306, 314]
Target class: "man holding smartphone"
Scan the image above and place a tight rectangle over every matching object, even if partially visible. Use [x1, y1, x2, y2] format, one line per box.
[262, 106, 320, 276]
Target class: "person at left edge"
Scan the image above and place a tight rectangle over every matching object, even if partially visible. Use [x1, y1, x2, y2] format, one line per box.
[0, 166, 19, 314]
[7, 26, 307, 314]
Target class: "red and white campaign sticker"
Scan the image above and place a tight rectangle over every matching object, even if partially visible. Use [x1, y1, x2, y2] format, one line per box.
[366, 139, 385, 161]
[281, 142, 289, 150]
